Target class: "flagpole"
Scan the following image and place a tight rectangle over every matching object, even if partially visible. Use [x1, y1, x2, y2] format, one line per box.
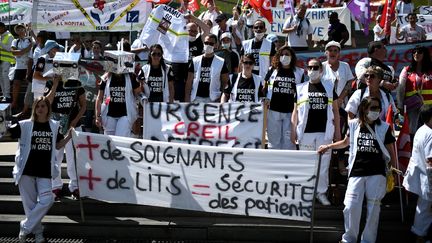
[393, 137, 405, 222]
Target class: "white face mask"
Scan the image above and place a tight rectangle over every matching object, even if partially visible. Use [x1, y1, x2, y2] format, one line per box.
[221, 42, 231, 49]
[254, 32, 265, 40]
[189, 35, 198, 42]
[203, 44, 214, 54]
[308, 70, 321, 82]
[367, 111, 380, 121]
[280, 55, 291, 66]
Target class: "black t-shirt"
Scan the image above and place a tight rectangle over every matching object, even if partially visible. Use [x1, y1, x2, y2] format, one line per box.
[264, 68, 297, 113]
[8, 122, 63, 178]
[215, 50, 239, 74]
[188, 56, 229, 98]
[304, 82, 329, 133]
[328, 22, 348, 44]
[350, 124, 395, 177]
[45, 80, 85, 116]
[225, 74, 256, 102]
[138, 66, 174, 102]
[240, 40, 276, 75]
[189, 35, 204, 60]
[99, 73, 139, 117]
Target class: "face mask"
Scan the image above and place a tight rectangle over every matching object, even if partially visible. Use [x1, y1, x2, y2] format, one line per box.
[367, 111, 380, 121]
[254, 32, 265, 40]
[308, 70, 321, 82]
[280, 55, 291, 66]
[189, 35, 198, 42]
[203, 44, 214, 54]
[221, 42, 231, 49]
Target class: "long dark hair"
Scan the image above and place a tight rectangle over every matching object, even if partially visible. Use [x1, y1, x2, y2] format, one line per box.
[148, 44, 166, 71]
[358, 96, 382, 127]
[408, 46, 432, 73]
[272, 45, 297, 70]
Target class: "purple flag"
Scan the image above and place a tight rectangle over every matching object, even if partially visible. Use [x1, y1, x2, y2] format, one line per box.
[284, 0, 295, 15]
[347, 0, 371, 36]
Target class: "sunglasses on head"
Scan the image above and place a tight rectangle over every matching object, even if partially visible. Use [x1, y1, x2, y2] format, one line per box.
[151, 52, 162, 57]
[364, 73, 376, 79]
[243, 61, 254, 65]
[307, 65, 320, 71]
[204, 41, 215, 46]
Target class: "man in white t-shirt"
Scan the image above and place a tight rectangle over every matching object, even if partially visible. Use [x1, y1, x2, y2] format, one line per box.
[373, 15, 385, 41]
[131, 33, 149, 62]
[282, 3, 313, 51]
[198, 0, 222, 27]
[396, 13, 426, 43]
[11, 24, 33, 110]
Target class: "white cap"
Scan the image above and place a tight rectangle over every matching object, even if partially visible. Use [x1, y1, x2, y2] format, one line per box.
[220, 32, 232, 40]
[325, 41, 341, 50]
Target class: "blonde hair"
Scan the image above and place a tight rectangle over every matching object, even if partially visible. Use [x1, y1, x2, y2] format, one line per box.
[364, 66, 384, 80]
[31, 96, 52, 122]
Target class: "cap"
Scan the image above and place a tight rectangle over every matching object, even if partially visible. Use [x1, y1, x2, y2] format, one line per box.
[42, 40, 64, 54]
[220, 32, 232, 40]
[215, 14, 227, 23]
[266, 34, 279, 43]
[325, 41, 341, 50]
[14, 24, 25, 33]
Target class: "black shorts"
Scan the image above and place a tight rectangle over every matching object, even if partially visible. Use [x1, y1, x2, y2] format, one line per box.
[13, 69, 27, 82]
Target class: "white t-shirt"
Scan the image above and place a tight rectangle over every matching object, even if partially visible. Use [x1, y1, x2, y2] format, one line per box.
[244, 10, 259, 26]
[400, 24, 426, 43]
[131, 38, 149, 61]
[198, 10, 221, 27]
[373, 24, 385, 41]
[68, 45, 91, 58]
[283, 15, 313, 48]
[322, 61, 354, 99]
[12, 38, 33, 70]
[396, 1, 414, 14]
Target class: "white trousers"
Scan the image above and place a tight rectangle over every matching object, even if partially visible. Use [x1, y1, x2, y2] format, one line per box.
[341, 175, 386, 243]
[52, 127, 81, 192]
[299, 132, 332, 193]
[267, 110, 296, 150]
[412, 197, 432, 237]
[104, 115, 131, 137]
[18, 175, 54, 234]
[0, 61, 11, 98]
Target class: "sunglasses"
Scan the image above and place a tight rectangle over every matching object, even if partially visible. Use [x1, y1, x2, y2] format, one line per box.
[243, 61, 254, 65]
[204, 41, 215, 46]
[369, 105, 381, 111]
[151, 52, 162, 57]
[364, 73, 376, 79]
[307, 65, 320, 71]
[253, 25, 265, 30]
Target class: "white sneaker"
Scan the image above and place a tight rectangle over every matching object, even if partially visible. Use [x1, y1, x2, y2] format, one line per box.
[316, 193, 331, 206]
[35, 232, 46, 243]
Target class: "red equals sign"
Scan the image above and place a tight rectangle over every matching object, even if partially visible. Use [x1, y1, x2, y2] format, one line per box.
[192, 184, 210, 196]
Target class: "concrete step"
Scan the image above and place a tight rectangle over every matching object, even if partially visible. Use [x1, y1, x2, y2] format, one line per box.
[0, 178, 70, 195]
[0, 162, 69, 178]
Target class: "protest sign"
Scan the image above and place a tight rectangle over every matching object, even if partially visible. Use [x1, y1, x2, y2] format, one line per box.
[0, 1, 31, 25]
[143, 102, 263, 148]
[419, 6, 432, 15]
[392, 14, 432, 43]
[35, 0, 151, 32]
[139, 4, 189, 63]
[73, 131, 319, 221]
[269, 7, 352, 45]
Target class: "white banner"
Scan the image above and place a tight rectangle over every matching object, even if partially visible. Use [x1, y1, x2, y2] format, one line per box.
[419, 6, 432, 15]
[269, 6, 352, 45]
[35, 0, 150, 32]
[0, 1, 32, 25]
[391, 14, 432, 43]
[73, 131, 319, 221]
[143, 102, 264, 148]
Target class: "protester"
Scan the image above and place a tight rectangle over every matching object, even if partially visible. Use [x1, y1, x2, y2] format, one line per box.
[355, 41, 397, 92]
[32, 40, 63, 100]
[211, 13, 242, 50]
[322, 41, 354, 175]
[396, 0, 415, 14]
[11, 24, 33, 111]
[403, 105, 432, 243]
[10, 96, 72, 243]
[311, 0, 324, 8]
[215, 32, 239, 74]
[266, 34, 283, 52]
[91, 40, 104, 60]
[68, 34, 91, 58]
[197, 0, 222, 27]
[291, 58, 340, 205]
[373, 15, 386, 42]
[243, 4, 259, 39]
[396, 13, 427, 43]
[185, 34, 229, 103]
[346, 66, 395, 121]
[397, 46, 432, 138]
[282, 4, 313, 51]
[222, 53, 262, 103]
[0, 22, 15, 103]
[264, 45, 304, 150]
[138, 44, 174, 102]
[326, 12, 349, 48]
[318, 96, 396, 243]
[227, 5, 246, 42]
[186, 13, 211, 61]
[131, 32, 149, 62]
[241, 19, 276, 80]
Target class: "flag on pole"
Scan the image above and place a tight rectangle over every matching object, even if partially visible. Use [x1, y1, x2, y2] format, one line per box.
[396, 111, 411, 173]
[249, 0, 273, 23]
[379, 0, 396, 36]
[187, 0, 200, 12]
[385, 104, 394, 130]
[284, 0, 295, 16]
[346, 0, 370, 36]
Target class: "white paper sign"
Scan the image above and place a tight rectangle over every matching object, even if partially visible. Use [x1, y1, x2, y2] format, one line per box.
[143, 102, 263, 148]
[73, 131, 319, 221]
[391, 14, 432, 43]
[35, 0, 151, 32]
[0, 1, 32, 25]
[419, 6, 432, 15]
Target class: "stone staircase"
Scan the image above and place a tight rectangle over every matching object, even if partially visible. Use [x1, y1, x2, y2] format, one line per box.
[0, 142, 418, 242]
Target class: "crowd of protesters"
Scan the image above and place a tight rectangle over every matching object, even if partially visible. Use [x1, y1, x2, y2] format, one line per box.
[1, 0, 431, 242]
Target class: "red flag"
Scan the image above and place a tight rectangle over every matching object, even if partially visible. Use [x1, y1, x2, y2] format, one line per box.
[396, 112, 411, 173]
[379, 0, 396, 36]
[249, 0, 273, 23]
[146, 0, 171, 4]
[188, 0, 200, 12]
[385, 104, 394, 128]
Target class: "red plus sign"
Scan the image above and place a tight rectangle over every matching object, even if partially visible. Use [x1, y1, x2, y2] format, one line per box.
[76, 135, 100, 160]
[79, 168, 102, 190]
